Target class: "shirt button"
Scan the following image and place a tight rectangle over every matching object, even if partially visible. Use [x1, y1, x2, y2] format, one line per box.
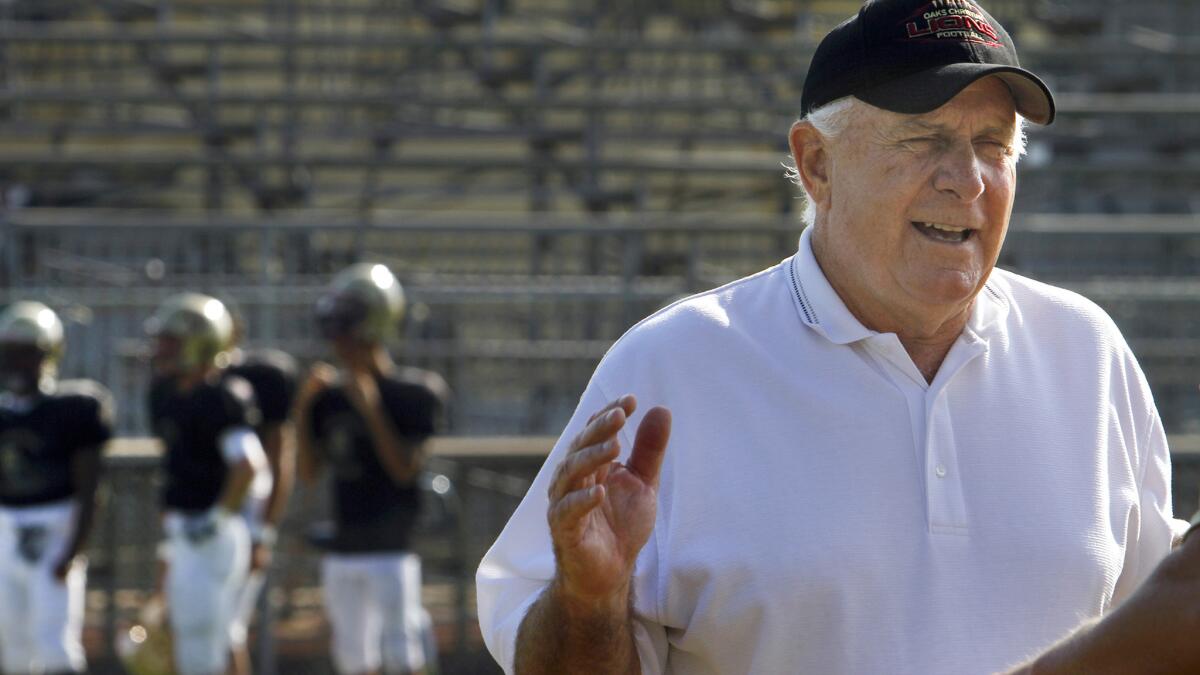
[934, 465, 947, 478]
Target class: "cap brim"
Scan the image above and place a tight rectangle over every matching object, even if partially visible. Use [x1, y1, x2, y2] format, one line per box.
[855, 63, 1055, 125]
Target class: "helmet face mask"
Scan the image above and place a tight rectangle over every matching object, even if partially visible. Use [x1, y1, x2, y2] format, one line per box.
[0, 302, 63, 395]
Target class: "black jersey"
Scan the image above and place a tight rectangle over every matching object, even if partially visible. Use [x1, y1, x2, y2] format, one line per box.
[226, 348, 297, 430]
[0, 380, 113, 507]
[149, 373, 261, 512]
[308, 366, 448, 553]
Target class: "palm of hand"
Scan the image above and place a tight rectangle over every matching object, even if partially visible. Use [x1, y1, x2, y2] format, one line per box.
[548, 399, 670, 605]
[563, 464, 658, 598]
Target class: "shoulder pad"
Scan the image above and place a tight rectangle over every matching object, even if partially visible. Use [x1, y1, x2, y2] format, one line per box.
[55, 379, 116, 427]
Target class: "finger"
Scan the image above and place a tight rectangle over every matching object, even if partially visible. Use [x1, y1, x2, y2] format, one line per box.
[550, 439, 620, 501]
[595, 460, 620, 485]
[571, 406, 630, 455]
[549, 439, 620, 502]
[587, 394, 638, 425]
[548, 485, 605, 534]
[627, 406, 671, 486]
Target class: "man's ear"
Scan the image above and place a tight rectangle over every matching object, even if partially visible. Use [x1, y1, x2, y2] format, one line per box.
[788, 121, 832, 213]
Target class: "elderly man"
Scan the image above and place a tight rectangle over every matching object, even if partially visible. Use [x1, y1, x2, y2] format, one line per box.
[477, 1, 1200, 673]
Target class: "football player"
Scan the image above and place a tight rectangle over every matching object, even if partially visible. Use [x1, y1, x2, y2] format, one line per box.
[295, 263, 449, 675]
[0, 301, 113, 675]
[146, 293, 268, 675]
[223, 307, 298, 675]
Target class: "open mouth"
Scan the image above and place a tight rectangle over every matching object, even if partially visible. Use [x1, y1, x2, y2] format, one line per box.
[911, 221, 974, 244]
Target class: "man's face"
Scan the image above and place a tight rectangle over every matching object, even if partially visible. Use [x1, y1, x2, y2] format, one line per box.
[812, 77, 1019, 328]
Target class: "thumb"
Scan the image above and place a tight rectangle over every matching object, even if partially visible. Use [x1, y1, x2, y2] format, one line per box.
[627, 406, 671, 486]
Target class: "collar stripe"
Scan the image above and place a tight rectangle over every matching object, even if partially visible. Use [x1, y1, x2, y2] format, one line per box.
[789, 255, 819, 325]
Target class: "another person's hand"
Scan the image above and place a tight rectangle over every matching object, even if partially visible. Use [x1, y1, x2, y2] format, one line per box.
[546, 395, 671, 611]
[294, 362, 337, 413]
[342, 367, 381, 413]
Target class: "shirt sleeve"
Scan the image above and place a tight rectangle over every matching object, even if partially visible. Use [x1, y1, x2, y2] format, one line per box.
[392, 370, 450, 441]
[1109, 406, 1176, 607]
[72, 384, 115, 449]
[475, 378, 668, 674]
[218, 426, 266, 468]
[254, 364, 296, 425]
[220, 376, 262, 432]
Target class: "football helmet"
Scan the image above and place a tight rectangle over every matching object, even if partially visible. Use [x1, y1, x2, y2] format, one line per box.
[0, 301, 64, 393]
[315, 263, 405, 343]
[146, 293, 235, 373]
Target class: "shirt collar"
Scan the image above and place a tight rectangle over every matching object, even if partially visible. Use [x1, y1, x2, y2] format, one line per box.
[788, 227, 1010, 345]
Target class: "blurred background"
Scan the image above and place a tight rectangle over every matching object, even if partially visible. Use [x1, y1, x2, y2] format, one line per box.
[0, 0, 1197, 672]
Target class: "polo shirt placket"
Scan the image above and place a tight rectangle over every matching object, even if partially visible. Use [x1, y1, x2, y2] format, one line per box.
[789, 238, 1005, 537]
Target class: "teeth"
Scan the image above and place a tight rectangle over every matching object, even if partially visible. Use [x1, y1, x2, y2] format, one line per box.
[919, 222, 967, 233]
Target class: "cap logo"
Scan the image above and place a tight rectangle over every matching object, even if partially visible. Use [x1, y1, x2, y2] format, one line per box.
[902, 0, 1001, 47]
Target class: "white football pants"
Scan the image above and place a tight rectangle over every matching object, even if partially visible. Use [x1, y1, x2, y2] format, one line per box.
[0, 500, 87, 674]
[164, 510, 249, 675]
[321, 551, 432, 674]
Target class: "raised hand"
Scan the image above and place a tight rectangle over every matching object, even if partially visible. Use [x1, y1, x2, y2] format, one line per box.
[294, 361, 337, 413]
[546, 395, 672, 607]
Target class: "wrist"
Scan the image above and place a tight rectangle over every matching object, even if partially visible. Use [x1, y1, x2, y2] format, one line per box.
[551, 575, 632, 624]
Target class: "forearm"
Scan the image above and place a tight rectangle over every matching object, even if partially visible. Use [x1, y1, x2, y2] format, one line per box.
[514, 578, 640, 675]
[261, 423, 294, 526]
[65, 485, 99, 558]
[64, 450, 102, 558]
[1004, 598, 1183, 675]
[293, 408, 321, 485]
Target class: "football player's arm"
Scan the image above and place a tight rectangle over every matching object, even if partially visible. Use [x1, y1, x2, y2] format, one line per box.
[260, 421, 294, 528]
[53, 445, 103, 580]
[294, 404, 324, 486]
[294, 364, 335, 485]
[217, 427, 266, 514]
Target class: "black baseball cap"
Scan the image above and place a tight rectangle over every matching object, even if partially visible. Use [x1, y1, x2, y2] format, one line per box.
[801, 0, 1055, 125]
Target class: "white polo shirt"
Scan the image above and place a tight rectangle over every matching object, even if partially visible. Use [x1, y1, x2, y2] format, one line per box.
[476, 227, 1177, 675]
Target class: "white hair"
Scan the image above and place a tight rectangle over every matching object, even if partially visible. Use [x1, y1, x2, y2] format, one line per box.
[784, 96, 1029, 227]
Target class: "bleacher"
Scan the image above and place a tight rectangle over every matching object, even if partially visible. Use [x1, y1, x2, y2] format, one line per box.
[1, 0, 1198, 672]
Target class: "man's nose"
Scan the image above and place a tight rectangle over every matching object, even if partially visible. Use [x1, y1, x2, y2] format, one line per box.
[932, 142, 986, 202]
